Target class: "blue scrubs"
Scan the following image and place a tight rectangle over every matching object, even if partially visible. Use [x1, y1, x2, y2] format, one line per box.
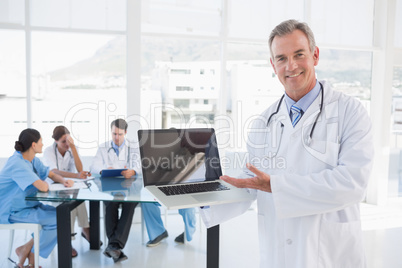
[0, 151, 57, 258]
[142, 203, 196, 242]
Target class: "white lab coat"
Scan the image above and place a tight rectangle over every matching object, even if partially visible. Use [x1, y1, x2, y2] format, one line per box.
[43, 142, 90, 231]
[43, 142, 76, 172]
[200, 81, 374, 268]
[90, 140, 142, 175]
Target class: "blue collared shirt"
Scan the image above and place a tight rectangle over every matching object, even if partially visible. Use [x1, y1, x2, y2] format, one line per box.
[284, 80, 321, 120]
[112, 140, 126, 157]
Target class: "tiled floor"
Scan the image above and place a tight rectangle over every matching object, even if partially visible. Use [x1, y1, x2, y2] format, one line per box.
[1, 200, 402, 268]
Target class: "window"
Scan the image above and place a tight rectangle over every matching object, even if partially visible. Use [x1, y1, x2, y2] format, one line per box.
[228, 0, 304, 39]
[0, 0, 24, 25]
[395, 0, 402, 47]
[171, 69, 191, 74]
[311, 0, 374, 47]
[176, 86, 193, 91]
[0, 29, 26, 157]
[30, 0, 126, 31]
[141, 36, 219, 129]
[30, 32, 126, 154]
[174, 99, 190, 108]
[141, 0, 221, 36]
[316, 49, 373, 100]
[0, 1, 127, 157]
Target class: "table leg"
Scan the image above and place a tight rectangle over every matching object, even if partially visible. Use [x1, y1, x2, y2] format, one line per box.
[56, 201, 83, 268]
[89, 201, 101, 249]
[207, 224, 219, 268]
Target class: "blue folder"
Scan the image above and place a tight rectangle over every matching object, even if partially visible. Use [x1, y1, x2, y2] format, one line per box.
[100, 168, 127, 178]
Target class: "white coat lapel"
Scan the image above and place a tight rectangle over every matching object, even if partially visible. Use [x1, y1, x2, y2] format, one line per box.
[118, 144, 129, 163]
[300, 85, 340, 167]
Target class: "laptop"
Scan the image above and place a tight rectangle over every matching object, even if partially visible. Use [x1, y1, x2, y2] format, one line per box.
[138, 128, 253, 209]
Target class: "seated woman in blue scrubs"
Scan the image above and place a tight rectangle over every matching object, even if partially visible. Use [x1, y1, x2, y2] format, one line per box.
[0, 128, 74, 268]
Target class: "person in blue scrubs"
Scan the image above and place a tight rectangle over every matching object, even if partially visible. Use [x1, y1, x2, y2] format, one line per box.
[0, 128, 74, 268]
[142, 203, 196, 246]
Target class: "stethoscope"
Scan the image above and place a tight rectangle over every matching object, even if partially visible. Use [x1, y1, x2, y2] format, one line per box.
[107, 141, 131, 165]
[265, 82, 324, 157]
[54, 143, 72, 170]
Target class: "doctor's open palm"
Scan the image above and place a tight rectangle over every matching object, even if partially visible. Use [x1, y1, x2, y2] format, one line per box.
[221, 163, 272, 193]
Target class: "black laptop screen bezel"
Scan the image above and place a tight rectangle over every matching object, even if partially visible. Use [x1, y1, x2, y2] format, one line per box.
[138, 128, 222, 187]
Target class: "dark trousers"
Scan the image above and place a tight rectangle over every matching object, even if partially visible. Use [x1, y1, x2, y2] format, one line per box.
[104, 201, 138, 249]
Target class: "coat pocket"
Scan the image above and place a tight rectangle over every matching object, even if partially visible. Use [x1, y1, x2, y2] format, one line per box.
[318, 219, 365, 268]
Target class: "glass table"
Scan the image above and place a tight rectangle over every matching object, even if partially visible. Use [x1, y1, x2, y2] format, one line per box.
[26, 176, 220, 268]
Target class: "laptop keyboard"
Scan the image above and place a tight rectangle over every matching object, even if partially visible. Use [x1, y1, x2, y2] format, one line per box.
[158, 182, 230, 196]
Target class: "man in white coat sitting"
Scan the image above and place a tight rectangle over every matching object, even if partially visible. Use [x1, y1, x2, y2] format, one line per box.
[200, 19, 374, 268]
[90, 118, 139, 263]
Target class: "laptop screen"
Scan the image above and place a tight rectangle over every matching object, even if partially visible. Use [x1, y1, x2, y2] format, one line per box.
[138, 128, 222, 186]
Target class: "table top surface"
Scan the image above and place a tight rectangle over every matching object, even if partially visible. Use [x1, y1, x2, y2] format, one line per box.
[26, 175, 158, 203]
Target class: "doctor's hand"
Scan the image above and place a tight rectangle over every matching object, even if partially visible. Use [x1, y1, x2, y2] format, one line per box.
[66, 134, 76, 148]
[77, 171, 91, 179]
[121, 168, 136, 179]
[221, 163, 272, 193]
[63, 179, 75, 188]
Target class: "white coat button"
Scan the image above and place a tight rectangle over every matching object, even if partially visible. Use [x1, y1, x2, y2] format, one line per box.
[292, 133, 298, 139]
[288, 168, 294, 173]
[286, 239, 292, 245]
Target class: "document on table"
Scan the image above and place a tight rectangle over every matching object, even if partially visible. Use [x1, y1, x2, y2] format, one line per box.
[64, 176, 95, 182]
[49, 181, 88, 191]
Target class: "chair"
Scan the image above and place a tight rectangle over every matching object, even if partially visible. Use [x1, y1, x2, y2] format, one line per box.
[0, 223, 41, 268]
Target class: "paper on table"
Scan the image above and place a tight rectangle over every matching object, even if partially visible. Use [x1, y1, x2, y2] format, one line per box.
[65, 176, 95, 182]
[49, 182, 88, 191]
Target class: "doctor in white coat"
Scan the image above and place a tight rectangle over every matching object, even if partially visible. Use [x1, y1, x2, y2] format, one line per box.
[200, 19, 374, 268]
[43, 125, 92, 257]
[90, 119, 141, 263]
[90, 122, 139, 177]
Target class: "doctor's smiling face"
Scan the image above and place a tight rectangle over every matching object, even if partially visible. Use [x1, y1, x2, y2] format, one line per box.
[111, 125, 126, 147]
[270, 29, 319, 102]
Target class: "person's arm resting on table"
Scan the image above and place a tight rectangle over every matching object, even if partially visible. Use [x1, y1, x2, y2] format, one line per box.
[48, 170, 74, 188]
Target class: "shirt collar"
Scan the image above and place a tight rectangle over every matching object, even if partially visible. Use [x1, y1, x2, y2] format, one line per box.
[14, 150, 33, 165]
[284, 80, 321, 115]
[112, 140, 125, 151]
[14, 151, 23, 158]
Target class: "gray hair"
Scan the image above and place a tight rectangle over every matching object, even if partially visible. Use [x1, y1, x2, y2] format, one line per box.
[268, 19, 316, 58]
